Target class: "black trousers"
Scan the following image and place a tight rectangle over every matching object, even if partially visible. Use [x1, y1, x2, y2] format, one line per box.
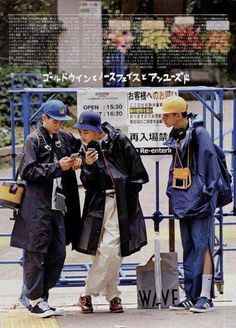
[24, 211, 66, 301]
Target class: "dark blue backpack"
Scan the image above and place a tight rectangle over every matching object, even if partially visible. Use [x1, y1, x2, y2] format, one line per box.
[214, 144, 232, 207]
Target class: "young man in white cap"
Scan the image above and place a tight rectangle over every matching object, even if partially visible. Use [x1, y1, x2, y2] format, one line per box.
[11, 99, 82, 318]
[157, 95, 221, 313]
[73, 111, 149, 313]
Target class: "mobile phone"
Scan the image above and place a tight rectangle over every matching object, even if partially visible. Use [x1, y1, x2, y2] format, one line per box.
[87, 148, 96, 152]
[70, 153, 79, 159]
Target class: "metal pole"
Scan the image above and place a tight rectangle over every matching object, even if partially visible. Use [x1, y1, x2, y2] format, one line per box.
[10, 93, 16, 178]
[155, 161, 159, 231]
[202, 90, 206, 126]
[154, 161, 162, 310]
[22, 92, 30, 139]
[233, 92, 236, 213]
[218, 91, 224, 149]
[168, 202, 175, 252]
[218, 208, 224, 288]
[210, 91, 215, 141]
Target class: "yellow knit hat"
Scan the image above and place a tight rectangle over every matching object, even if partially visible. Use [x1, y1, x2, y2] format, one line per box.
[156, 96, 187, 114]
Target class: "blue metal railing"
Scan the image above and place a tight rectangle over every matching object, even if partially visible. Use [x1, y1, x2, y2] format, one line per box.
[1, 86, 236, 296]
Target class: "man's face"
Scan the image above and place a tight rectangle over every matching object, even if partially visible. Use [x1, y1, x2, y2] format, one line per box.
[162, 113, 181, 128]
[78, 130, 98, 143]
[42, 114, 64, 134]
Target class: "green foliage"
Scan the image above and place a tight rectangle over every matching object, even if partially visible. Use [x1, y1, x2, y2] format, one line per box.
[186, 0, 199, 14]
[186, 0, 236, 14]
[0, 0, 50, 65]
[0, 127, 11, 147]
[102, 0, 110, 11]
[1, 0, 50, 14]
[0, 126, 23, 148]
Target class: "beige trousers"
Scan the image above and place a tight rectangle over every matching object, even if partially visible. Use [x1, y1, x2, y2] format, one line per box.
[82, 194, 122, 302]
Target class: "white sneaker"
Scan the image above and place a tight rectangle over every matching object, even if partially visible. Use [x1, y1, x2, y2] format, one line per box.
[50, 307, 64, 316]
[29, 301, 54, 318]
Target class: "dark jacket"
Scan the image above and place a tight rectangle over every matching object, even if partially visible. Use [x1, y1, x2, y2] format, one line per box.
[10, 126, 82, 252]
[76, 122, 149, 257]
[164, 115, 221, 219]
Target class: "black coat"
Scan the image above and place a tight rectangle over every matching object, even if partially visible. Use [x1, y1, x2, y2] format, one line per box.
[10, 127, 82, 253]
[76, 123, 149, 257]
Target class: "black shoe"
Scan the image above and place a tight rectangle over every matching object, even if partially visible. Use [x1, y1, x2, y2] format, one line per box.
[29, 301, 55, 318]
[169, 297, 196, 311]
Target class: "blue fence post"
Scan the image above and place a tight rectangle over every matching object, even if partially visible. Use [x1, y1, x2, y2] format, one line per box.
[202, 90, 207, 126]
[22, 92, 30, 139]
[218, 90, 224, 149]
[210, 91, 215, 140]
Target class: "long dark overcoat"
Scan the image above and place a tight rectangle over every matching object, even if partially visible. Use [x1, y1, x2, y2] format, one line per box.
[76, 122, 149, 257]
[11, 126, 82, 252]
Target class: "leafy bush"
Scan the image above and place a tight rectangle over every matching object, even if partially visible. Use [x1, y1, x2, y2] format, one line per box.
[0, 126, 24, 147]
[0, 127, 11, 147]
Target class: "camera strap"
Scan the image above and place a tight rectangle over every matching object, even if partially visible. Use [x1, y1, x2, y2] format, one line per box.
[172, 144, 191, 190]
[34, 129, 66, 212]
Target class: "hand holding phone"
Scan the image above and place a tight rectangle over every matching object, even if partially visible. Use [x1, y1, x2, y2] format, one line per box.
[86, 148, 98, 165]
[70, 153, 79, 159]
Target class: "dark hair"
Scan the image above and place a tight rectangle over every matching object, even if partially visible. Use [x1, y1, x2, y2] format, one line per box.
[181, 111, 188, 118]
[172, 111, 187, 118]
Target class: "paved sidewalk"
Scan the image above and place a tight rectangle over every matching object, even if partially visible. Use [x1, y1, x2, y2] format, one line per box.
[1, 283, 236, 328]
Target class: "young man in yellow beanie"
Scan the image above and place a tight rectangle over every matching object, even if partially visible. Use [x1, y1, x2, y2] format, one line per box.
[157, 95, 221, 313]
